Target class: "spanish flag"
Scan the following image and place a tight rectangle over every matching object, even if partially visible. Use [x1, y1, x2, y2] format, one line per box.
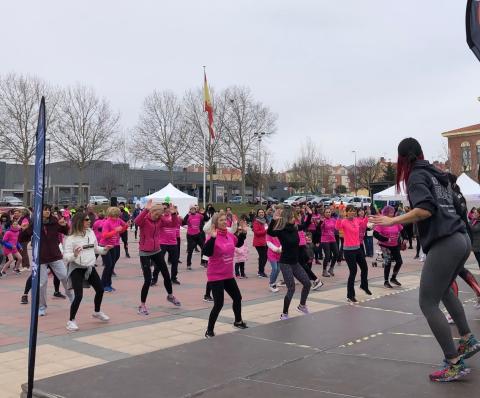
[203, 71, 215, 139]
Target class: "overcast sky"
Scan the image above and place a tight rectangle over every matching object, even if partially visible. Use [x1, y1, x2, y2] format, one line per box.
[2, 0, 480, 170]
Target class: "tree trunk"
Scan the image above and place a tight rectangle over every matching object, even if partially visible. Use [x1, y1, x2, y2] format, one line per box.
[78, 167, 84, 205]
[241, 165, 246, 203]
[169, 167, 174, 183]
[208, 163, 214, 203]
[23, 162, 30, 206]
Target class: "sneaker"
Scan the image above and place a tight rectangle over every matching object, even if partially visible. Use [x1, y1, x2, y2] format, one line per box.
[14, 269, 21, 275]
[53, 291, 66, 299]
[457, 335, 480, 360]
[66, 320, 79, 331]
[241, 274, 248, 279]
[474, 297, 480, 309]
[297, 304, 309, 314]
[390, 278, 402, 286]
[205, 330, 215, 338]
[203, 295, 214, 303]
[126, 253, 131, 258]
[269, 284, 280, 293]
[138, 305, 149, 315]
[167, 295, 181, 306]
[347, 297, 358, 303]
[233, 321, 248, 329]
[277, 280, 286, 287]
[429, 359, 470, 382]
[1, 271, 6, 276]
[38, 307, 46, 316]
[328, 267, 335, 277]
[257, 273, 268, 278]
[384, 281, 393, 289]
[445, 313, 455, 324]
[104, 287, 113, 293]
[280, 313, 289, 320]
[360, 286, 372, 295]
[20, 294, 28, 304]
[171, 279, 181, 285]
[312, 280, 324, 291]
[92, 311, 110, 321]
[322, 270, 330, 278]
[187, 266, 192, 271]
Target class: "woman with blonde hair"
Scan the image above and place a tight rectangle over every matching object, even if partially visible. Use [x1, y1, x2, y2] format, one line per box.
[267, 205, 312, 320]
[99, 207, 128, 292]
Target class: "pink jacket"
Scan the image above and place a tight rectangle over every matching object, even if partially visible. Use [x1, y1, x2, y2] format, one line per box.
[92, 219, 104, 243]
[335, 217, 368, 248]
[159, 214, 182, 246]
[206, 230, 238, 282]
[308, 214, 321, 232]
[100, 217, 128, 246]
[374, 224, 403, 247]
[252, 220, 268, 247]
[266, 235, 281, 262]
[321, 218, 336, 243]
[234, 243, 249, 263]
[185, 212, 203, 235]
[135, 209, 164, 252]
[2, 227, 20, 254]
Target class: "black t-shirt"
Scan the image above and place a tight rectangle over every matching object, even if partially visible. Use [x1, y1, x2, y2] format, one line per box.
[407, 161, 466, 253]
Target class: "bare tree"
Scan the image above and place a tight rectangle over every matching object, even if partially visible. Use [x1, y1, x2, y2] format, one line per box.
[134, 90, 190, 182]
[220, 87, 277, 201]
[0, 73, 60, 205]
[355, 157, 383, 195]
[183, 88, 226, 202]
[291, 138, 329, 193]
[50, 85, 120, 204]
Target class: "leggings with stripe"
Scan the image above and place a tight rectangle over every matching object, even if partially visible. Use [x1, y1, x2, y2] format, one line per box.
[279, 262, 311, 314]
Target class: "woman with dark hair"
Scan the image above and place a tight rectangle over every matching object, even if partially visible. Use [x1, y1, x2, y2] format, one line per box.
[64, 212, 112, 331]
[371, 137, 480, 382]
[252, 209, 269, 278]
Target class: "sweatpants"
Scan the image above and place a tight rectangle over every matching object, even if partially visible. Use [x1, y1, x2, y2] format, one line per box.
[101, 246, 120, 288]
[380, 245, 403, 281]
[343, 248, 369, 299]
[69, 268, 103, 321]
[39, 260, 73, 310]
[24, 268, 60, 295]
[207, 278, 242, 332]
[279, 262, 311, 314]
[141, 252, 172, 303]
[321, 242, 338, 270]
[419, 232, 471, 360]
[255, 245, 268, 274]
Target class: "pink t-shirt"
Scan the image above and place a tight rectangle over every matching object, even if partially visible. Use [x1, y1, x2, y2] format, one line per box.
[357, 217, 368, 241]
[336, 217, 368, 249]
[100, 218, 127, 246]
[186, 213, 203, 235]
[207, 230, 238, 282]
[321, 218, 336, 243]
[374, 224, 403, 247]
[159, 215, 182, 245]
[308, 214, 321, 232]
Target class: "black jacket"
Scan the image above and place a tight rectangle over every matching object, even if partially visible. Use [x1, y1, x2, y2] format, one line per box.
[407, 160, 466, 253]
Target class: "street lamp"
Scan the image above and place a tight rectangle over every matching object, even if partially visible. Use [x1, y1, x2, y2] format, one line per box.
[46, 139, 51, 203]
[352, 150, 357, 195]
[253, 132, 266, 203]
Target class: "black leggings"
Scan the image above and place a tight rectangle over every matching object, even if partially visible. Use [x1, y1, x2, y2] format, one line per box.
[141, 253, 172, 303]
[279, 262, 311, 314]
[121, 231, 129, 256]
[322, 242, 338, 270]
[101, 246, 120, 288]
[381, 245, 403, 281]
[24, 267, 60, 295]
[207, 278, 242, 332]
[255, 245, 268, 274]
[69, 268, 103, 321]
[157, 244, 178, 280]
[187, 233, 204, 267]
[344, 248, 369, 299]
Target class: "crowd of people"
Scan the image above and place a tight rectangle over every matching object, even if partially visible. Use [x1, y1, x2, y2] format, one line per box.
[0, 138, 480, 381]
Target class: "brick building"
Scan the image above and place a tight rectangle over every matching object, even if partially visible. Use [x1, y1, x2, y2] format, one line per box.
[442, 123, 480, 180]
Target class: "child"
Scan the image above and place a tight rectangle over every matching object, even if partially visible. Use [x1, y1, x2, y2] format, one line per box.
[302, 232, 323, 290]
[1, 221, 22, 275]
[234, 223, 248, 278]
[266, 233, 282, 292]
[373, 205, 404, 288]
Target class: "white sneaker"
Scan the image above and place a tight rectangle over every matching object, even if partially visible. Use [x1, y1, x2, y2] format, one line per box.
[269, 284, 279, 293]
[445, 313, 454, 324]
[38, 307, 46, 317]
[474, 298, 480, 309]
[312, 279, 324, 291]
[66, 320, 79, 331]
[92, 311, 110, 322]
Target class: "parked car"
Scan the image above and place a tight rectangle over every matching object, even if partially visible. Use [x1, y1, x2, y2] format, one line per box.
[265, 196, 279, 204]
[350, 196, 372, 209]
[283, 196, 306, 206]
[116, 196, 128, 205]
[228, 196, 243, 204]
[89, 195, 109, 205]
[334, 196, 353, 206]
[0, 196, 23, 207]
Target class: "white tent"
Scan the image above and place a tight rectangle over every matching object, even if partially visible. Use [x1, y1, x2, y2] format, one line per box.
[457, 173, 480, 209]
[373, 184, 408, 203]
[143, 183, 198, 216]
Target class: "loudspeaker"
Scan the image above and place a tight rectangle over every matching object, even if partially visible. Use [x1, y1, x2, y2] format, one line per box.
[110, 197, 118, 207]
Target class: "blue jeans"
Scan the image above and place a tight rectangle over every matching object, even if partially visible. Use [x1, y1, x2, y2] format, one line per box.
[364, 236, 374, 257]
[269, 260, 280, 285]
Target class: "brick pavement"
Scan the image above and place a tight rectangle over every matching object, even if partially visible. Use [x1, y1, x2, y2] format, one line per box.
[0, 229, 478, 397]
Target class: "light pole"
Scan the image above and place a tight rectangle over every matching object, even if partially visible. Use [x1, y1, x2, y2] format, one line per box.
[352, 150, 357, 195]
[46, 139, 51, 203]
[254, 132, 266, 203]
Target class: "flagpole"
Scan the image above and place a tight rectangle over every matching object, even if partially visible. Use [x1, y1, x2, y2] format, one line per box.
[202, 66, 207, 207]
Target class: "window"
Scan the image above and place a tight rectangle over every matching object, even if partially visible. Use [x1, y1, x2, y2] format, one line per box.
[476, 141, 480, 172]
[461, 142, 471, 171]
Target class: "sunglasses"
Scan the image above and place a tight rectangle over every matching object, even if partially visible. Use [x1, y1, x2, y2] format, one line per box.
[84, 218, 90, 221]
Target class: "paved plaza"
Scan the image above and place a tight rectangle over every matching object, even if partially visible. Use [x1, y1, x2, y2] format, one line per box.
[0, 230, 478, 397]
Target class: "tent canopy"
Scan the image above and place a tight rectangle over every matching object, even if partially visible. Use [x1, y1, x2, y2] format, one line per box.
[456, 173, 480, 200]
[373, 184, 407, 202]
[143, 183, 198, 216]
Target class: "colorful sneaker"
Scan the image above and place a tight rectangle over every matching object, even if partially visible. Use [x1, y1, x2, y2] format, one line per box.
[280, 313, 289, 320]
[297, 304, 309, 314]
[66, 320, 79, 331]
[203, 295, 214, 303]
[429, 359, 470, 382]
[167, 295, 181, 306]
[312, 280, 324, 290]
[92, 311, 110, 322]
[104, 287, 113, 293]
[457, 335, 480, 360]
[137, 305, 149, 315]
